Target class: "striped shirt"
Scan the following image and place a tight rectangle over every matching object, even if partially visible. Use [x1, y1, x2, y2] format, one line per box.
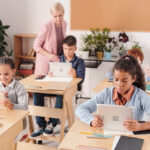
[0, 79, 28, 110]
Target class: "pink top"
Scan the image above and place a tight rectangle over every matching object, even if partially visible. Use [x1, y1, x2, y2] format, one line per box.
[33, 20, 67, 75]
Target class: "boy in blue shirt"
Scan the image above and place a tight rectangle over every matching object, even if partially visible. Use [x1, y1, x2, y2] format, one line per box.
[31, 35, 85, 138]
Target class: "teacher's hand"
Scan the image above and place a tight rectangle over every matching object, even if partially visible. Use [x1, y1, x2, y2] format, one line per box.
[49, 54, 59, 62]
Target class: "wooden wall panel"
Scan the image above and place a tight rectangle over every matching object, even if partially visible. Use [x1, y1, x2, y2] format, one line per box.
[71, 0, 150, 31]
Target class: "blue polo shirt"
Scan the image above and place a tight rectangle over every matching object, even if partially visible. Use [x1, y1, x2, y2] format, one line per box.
[60, 54, 85, 90]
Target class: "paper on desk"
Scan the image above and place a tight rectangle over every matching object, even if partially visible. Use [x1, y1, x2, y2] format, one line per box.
[103, 130, 133, 135]
[36, 75, 73, 82]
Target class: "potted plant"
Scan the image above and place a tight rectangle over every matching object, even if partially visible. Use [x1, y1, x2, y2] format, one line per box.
[93, 28, 110, 60]
[118, 32, 129, 56]
[0, 19, 13, 56]
[131, 41, 142, 50]
[80, 34, 92, 59]
[104, 37, 118, 60]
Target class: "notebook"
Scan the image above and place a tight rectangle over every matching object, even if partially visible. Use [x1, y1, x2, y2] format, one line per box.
[49, 62, 72, 77]
[97, 104, 133, 132]
[112, 135, 144, 150]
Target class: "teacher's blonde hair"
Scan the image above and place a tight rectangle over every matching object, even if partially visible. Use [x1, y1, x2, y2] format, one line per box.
[50, 2, 64, 14]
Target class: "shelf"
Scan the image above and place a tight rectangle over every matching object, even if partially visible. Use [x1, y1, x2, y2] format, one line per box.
[14, 33, 37, 38]
[16, 55, 36, 60]
[83, 56, 118, 68]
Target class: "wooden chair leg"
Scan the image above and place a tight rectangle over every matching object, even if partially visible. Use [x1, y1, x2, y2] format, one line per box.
[27, 115, 36, 143]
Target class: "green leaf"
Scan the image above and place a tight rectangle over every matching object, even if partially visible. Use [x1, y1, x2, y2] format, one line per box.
[0, 20, 2, 26]
[1, 25, 10, 29]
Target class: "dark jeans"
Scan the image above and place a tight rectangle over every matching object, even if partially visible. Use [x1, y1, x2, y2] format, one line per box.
[33, 93, 63, 128]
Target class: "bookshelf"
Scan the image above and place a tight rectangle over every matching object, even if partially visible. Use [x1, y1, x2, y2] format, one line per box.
[14, 33, 37, 76]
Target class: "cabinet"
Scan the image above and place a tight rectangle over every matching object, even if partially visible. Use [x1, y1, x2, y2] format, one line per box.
[14, 33, 37, 76]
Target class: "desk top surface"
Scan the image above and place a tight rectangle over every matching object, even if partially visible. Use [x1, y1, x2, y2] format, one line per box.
[20, 74, 81, 94]
[0, 109, 29, 136]
[93, 78, 150, 95]
[59, 119, 150, 150]
[93, 78, 113, 93]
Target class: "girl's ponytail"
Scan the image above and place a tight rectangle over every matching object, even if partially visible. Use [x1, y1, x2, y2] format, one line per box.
[113, 55, 145, 91]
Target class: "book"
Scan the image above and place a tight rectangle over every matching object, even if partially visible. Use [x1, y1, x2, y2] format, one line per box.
[112, 135, 144, 150]
[30, 48, 36, 57]
[27, 48, 33, 56]
[18, 69, 34, 75]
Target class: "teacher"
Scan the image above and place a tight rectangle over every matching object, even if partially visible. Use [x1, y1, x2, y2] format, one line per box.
[33, 2, 67, 75]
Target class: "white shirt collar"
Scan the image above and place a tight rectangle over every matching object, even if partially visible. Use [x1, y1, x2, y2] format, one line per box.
[0, 79, 15, 88]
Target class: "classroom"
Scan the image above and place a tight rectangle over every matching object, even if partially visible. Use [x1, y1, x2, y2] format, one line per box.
[0, 0, 150, 149]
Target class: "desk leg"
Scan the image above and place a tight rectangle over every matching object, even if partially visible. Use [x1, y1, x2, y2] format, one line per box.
[60, 98, 67, 142]
[65, 85, 77, 128]
[0, 119, 23, 150]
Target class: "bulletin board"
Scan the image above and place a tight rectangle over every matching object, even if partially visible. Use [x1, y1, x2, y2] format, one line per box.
[71, 0, 150, 32]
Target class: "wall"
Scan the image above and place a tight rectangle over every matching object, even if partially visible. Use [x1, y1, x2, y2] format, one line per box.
[0, 0, 150, 97]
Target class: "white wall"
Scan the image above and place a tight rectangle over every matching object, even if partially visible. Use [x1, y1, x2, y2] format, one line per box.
[0, 0, 150, 97]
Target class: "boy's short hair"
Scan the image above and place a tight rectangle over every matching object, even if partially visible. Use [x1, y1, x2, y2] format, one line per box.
[63, 35, 76, 46]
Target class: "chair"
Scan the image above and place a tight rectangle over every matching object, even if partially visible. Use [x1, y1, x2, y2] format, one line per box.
[16, 142, 57, 150]
[75, 84, 90, 104]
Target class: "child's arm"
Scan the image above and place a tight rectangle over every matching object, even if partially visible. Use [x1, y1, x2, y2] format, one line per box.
[15, 84, 28, 110]
[75, 89, 106, 126]
[0, 92, 14, 110]
[123, 119, 150, 131]
[76, 59, 85, 82]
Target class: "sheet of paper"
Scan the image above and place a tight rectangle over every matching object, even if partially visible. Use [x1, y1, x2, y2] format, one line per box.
[36, 75, 73, 82]
[103, 130, 133, 135]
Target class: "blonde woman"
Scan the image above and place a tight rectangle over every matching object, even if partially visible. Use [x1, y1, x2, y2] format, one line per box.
[31, 2, 67, 138]
[34, 2, 67, 75]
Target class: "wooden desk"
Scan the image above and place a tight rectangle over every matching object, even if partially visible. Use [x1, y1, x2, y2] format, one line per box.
[93, 78, 113, 93]
[20, 75, 81, 141]
[93, 78, 150, 95]
[0, 109, 29, 150]
[59, 119, 150, 150]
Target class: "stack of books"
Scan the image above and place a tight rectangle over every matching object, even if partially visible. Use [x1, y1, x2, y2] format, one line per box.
[18, 62, 34, 75]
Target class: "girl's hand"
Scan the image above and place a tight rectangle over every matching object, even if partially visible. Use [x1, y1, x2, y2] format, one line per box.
[123, 119, 142, 131]
[91, 115, 103, 128]
[0, 98, 14, 110]
[68, 68, 77, 78]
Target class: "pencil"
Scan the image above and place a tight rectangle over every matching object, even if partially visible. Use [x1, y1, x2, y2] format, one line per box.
[78, 145, 107, 150]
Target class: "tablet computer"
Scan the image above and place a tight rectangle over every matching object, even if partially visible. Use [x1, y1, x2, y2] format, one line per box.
[97, 104, 133, 131]
[49, 62, 72, 77]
